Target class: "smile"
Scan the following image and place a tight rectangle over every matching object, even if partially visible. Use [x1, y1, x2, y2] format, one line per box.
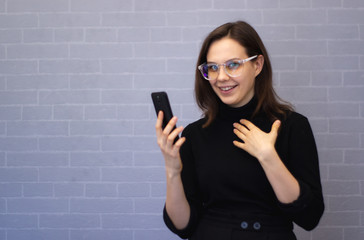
[219, 86, 237, 91]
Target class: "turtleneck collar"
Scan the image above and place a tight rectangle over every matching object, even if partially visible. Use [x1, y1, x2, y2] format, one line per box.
[216, 96, 258, 122]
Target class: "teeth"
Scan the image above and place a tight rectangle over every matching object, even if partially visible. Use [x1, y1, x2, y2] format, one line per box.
[220, 86, 234, 91]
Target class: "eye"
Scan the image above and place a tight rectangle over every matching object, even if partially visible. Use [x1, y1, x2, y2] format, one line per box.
[207, 64, 219, 72]
[226, 61, 241, 70]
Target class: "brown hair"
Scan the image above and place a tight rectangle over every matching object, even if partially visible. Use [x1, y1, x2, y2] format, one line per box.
[195, 21, 293, 127]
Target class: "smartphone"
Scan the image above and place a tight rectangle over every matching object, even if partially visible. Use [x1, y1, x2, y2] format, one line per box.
[151, 92, 179, 141]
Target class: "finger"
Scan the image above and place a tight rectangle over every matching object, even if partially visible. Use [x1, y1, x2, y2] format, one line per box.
[233, 128, 246, 141]
[163, 116, 178, 136]
[239, 119, 255, 130]
[233, 122, 250, 135]
[167, 126, 184, 144]
[233, 140, 245, 150]
[270, 120, 281, 136]
[155, 111, 164, 133]
[173, 136, 186, 149]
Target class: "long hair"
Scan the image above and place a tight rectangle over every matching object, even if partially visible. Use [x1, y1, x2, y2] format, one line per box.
[195, 21, 293, 127]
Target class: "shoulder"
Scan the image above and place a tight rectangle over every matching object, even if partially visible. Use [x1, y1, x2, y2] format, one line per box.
[182, 118, 206, 137]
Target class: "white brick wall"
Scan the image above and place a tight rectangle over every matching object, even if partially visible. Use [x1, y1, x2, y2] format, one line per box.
[0, 0, 363, 239]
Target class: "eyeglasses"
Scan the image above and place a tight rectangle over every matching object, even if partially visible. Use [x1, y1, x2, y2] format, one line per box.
[198, 55, 258, 81]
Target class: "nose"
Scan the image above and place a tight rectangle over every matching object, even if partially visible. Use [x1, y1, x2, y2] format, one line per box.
[216, 65, 229, 81]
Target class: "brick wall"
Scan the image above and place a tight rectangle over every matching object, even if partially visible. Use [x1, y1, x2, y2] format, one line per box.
[0, 0, 363, 239]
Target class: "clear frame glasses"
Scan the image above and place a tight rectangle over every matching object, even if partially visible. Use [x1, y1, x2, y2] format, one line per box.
[198, 55, 258, 81]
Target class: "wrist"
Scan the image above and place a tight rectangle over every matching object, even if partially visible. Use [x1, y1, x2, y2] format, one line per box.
[257, 146, 279, 165]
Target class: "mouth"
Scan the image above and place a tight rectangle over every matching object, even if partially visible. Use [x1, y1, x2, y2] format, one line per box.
[218, 85, 237, 92]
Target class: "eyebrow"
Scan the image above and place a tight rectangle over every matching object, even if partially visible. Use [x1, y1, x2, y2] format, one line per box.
[206, 58, 241, 64]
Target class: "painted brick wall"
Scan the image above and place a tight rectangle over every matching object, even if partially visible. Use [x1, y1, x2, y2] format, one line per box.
[0, 0, 363, 239]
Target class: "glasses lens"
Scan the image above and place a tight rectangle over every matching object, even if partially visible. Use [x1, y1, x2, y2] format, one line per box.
[225, 60, 243, 77]
[200, 64, 218, 80]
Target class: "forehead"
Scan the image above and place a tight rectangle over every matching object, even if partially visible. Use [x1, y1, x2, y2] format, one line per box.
[206, 37, 247, 63]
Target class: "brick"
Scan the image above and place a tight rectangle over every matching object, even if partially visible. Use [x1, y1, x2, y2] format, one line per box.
[182, 27, 213, 42]
[0, 107, 21, 120]
[0, 60, 38, 74]
[102, 214, 163, 229]
[297, 25, 359, 40]
[101, 167, 165, 182]
[40, 214, 100, 228]
[135, 42, 197, 58]
[135, 230, 179, 240]
[22, 106, 53, 120]
[344, 72, 364, 86]
[329, 87, 364, 101]
[23, 183, 53, 197]
[150, 183, 165, 197]
[7, 152, 68, 166]
[70, 152, 133, 167]
[70, 74, 133, 89]
[118, 27, 150, 42]
[312, 0, 341, 7]
[72, 0, 132, 12]
[54, 106, 84, 120]
[39, 13, 101, 27]
[117, 105, 150, 120]
[151, 27, 181, 42]
[7, 121, 69, 136]
[264, 9, 326, 24]
[320, 211, 360, 226]
[85, 28, 118, 42]
[0, 137, 38, 151]
[330, 165, 364, 180]
[344, 0, 364, 7]
[270, 56, 295, 71]
[70, 120, 132, 136]
[312, 72, 342, 86]
[134, 74, 193, 89]
[330, 119, 364, 133]
[7, 0, 68, 12]
[329, 40, 364, 55]
[40, 60, 100, 73]
[166, 12, 199, 26]
[7, 75, 68, 90]
[7, 230, 68, 240]
[279, 0, 310, 8]
[102, 90, 151, 104]
[70, 44, 132, 59]
[322, 180, 360, 195]
[71, 230, 133, 240]
[39, 90, 100, 104]
[0, 91, 37, 105]
[345, 150, 364, 164]
[118, 183, 150, 197]
[39, 135, 99, 150]
[246, 0, 279, 8]
[102, 13, 165, 27]
[54, 183, 84, 197]
[0, 30, 22, 43]
[85, 105, 117, 120]
[55, 29, 84, 42]
[316, 133, 360, 149]
[23, 29, 54, 43]
[39, 167, 100, 181]
[312, 228, 343, 240]
[134, 120, 156, 136]
[198, 11, 262, 26]
[135, 0, 211, 11]
[280, 72, 310, 86]
[276, 87, 327, 102]
[344, 228, 364, 240]
[101, 59, 165, 73]
[0, 214, 38, 228]
[101, 136, 157, 151]
[71, 199, 133, 213]
[0, 0, 4, 12]
[8, 199, 68, 213]
[256, 26, 295, 41]
[0, 14, 38, 28]
[329, 196, 364, 211]
[135, 198, 164, 213]
[85, 183, 117, 197]
[328, 9, 364, 24]
[0, 183, 22, 197]
[167, 58, 196, 73]
[133, 152, 165, 167]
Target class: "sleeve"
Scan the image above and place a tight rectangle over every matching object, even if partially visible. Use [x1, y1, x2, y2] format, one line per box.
[163, 124, 203, 239]
[277, 114, 325, 231]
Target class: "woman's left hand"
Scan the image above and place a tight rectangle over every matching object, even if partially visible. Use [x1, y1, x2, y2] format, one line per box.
[233, 119, 281, 162]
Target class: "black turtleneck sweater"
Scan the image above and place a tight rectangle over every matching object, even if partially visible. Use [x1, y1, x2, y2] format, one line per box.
[163, 97, 324, 239]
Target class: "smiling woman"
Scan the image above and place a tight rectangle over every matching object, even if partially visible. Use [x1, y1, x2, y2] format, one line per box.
[155, 21, 324, 240]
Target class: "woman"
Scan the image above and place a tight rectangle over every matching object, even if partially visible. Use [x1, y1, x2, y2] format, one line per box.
[155, 21, 324, 240]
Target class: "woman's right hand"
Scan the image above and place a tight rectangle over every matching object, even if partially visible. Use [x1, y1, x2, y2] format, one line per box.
[155, 111, 186, 175]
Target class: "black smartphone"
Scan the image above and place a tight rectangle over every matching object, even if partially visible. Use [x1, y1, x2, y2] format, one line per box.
[151, 92, 179, 141]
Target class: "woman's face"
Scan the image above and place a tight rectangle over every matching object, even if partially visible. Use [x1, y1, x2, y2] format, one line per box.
[206, 37, 263, 108]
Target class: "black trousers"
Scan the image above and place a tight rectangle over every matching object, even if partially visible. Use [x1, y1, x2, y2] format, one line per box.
[190, 210, 297, 240]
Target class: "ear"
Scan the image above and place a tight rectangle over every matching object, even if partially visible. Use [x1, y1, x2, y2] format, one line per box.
[254, 55, 264, 77]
